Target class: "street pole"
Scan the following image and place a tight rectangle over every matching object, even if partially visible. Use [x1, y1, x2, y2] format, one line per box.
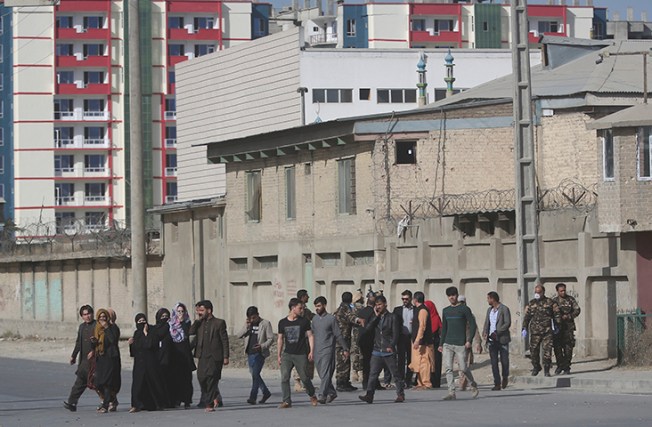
[129, 0, 147, 316]
[511, 0, 540, 354]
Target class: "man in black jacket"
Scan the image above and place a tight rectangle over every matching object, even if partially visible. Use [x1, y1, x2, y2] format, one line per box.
[358, 295, 405, 404]
[392, 290, 415, 388]
[357, 291, 377, 390]
[64, 305, 96, 412]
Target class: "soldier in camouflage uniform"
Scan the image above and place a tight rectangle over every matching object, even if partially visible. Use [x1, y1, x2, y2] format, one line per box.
[350, 291, 365, 382]
[335, 292, 363, 391]
[522, 284, 561, 377]
[552, 283, 581, 375]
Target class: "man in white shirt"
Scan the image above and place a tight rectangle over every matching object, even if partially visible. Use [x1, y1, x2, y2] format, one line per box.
[482, 291, 511, 391]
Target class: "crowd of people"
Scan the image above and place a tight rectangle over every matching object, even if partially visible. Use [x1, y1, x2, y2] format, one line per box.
[62, 283, 580, 413]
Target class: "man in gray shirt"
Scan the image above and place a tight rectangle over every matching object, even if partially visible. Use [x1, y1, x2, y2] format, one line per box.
[312, 296, 349, 404]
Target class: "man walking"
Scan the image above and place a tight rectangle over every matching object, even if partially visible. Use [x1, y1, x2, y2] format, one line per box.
[357, 290, 377, 390]
[335, 292, 363, 392]
[358, 295, 405, 404]
[552, 283, 581, 375]
[409, 291, 434, 389]
[313, 297, 349, 404]
[522, 284, 561, 377]
[277, 297, 318, 408]
[393, 290, 414, 388]
[294, 289, 315, 391]
[482, 291, 511, 390]
[350, 290, 365, 383]
[237, 306, 273, 405]
[439, 286, 479, 400]
[64, 305, 96, 412]
[192, 300, 229, 412]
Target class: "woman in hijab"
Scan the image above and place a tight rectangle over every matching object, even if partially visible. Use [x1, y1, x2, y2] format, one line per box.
[91, 308, 121, 413]
[105, 308, 121, 411]
[128, 313, 169, 412]
[167, 302, 196, 408]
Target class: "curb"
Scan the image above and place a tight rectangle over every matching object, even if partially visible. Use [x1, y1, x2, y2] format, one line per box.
[511, 375, 652, 393]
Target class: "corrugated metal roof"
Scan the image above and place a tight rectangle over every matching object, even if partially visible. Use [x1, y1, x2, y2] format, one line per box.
[427, 40, 652, 109]
[587, 103, 652, 129]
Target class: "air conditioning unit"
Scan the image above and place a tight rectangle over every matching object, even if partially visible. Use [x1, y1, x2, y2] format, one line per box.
[74, 52, 84, 61]
[75, 81, 84, 89]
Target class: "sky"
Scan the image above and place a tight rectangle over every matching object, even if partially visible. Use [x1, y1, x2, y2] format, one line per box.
[268, 0, 651, 21]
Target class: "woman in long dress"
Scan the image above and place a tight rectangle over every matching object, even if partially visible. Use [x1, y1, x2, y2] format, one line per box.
[92, 308, 120, 413]
[167, 303, 196, 408]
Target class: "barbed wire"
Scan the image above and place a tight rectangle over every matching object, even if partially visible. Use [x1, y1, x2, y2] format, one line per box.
[0, 215, 161, 258]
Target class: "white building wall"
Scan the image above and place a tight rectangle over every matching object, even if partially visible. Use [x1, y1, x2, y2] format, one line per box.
[222, 1, 253, 48]
[566, 7, 595, 39]
[366, 4, 409, 49]
[175, 27, 303, 202]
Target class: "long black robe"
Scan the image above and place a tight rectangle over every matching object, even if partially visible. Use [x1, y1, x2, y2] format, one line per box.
[129, 326, 169, 410]
[167, 321, 196, 406]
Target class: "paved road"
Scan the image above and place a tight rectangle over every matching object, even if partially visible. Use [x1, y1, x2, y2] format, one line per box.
[0, 357, 650, 427]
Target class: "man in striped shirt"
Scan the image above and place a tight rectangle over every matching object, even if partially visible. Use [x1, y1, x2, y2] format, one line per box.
[438, 286, 479, 401]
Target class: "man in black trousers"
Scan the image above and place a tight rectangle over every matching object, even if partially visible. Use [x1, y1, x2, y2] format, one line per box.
[393, 290, 414, 388]
[64, 305, 96, 412]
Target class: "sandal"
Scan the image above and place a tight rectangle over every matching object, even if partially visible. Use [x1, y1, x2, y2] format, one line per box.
[97, 407, 108, 414]
[128, 407, 140, 413]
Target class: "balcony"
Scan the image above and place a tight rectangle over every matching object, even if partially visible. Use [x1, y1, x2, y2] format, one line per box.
[411, 30, 460, 44]
[164, 111, 177, 120]
[55, 138, 110, 149]
[309, 33, 338, 46]
[56, 27, 110, 40]
[411, 4, 460, 17]
[56, 1, 110, 12]
[55, 55, 110, 68]
[55, 196, 77, 206]
[55, 110, 109, 121]
[165, 195, 178, 203]
[168, 27, 221, 40]
[165, 167, 178, 177]
[84, 195, 107, 205]
[55, 138, 75, 148]
[54, 167, 76, 177]
[55, 167, 109, 178]
[165, 138, 177, 148]
[57, 82, 111, 95]
[83, 111, 109, 120]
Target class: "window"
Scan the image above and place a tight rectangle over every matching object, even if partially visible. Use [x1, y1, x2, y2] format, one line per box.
[83, 99, 105, 117]
[312, 89, 353, 104]
[412, 19, 425, 31]
[57, 71, 74, 84]
[83, 71, 104, 85]
[0, 73, 3, 91]
[637, 127, 652, 180]
[84, 183, 106, 201]
[0, 128, 3, 146]
[168, 71, 175, 84]
[194, 44, 215, 57]
[56, 16, 73, 29]
[166, 182, 178, 203]
[84, 154, 105, 172]
[435, 19, 454, 32]
[0, 155, 4, 174]
[602, 129, 614, 181]
[84, 127, 105, 144]
[285, 166, 296, 220]
[253, 18, 266, 37]
[168, 44, 185, 56]
[168, 16, 184, 29]
[165, 153, 177, 176]
[538, 21, 559, 34]
[0, 101, 3, 119]
[337, 157, 356, 215]
[165, 98, 176, 119]
[83, 44, 105, 57]
[434, 88, 463, 102]
[56, 212, 76, 233]
[359, 88, 370, 100]
[193, 17, 215, 31]
[54, 127, 74, 147]
[396, 140, 417, 164]
[165, 126, 177, 147]
[377, 89, 417, 104]
[54, 155, 75, 172]
[346, 19, 356, 37]
[245, 170, 262, 222]
[85, 212, 105, 229]
[55, 183, 75, 204]
[54, 99, 74, 119]
[56, 44, 73, 56]
[83, 16, 104, 30]
[0, 184, 4, 199]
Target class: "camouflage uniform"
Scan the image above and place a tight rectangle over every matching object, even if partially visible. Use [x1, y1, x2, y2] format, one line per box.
[552, 295, 581, 372]
[523, 296, 561, 373]
[335, 301, 359, 387]
[350, 301, 364, 374]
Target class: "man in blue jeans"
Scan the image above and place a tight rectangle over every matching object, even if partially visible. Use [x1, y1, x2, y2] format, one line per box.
[482, 292, 511, 391]
[237, 306, 273, 404]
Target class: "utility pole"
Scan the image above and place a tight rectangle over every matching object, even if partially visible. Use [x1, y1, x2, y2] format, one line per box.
[511, 0, 540, 353]
[129, 0, 147, 316]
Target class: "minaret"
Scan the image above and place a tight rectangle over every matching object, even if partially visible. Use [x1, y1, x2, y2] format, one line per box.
[417, 51, 428, 107]
[444, 48, 456, 98]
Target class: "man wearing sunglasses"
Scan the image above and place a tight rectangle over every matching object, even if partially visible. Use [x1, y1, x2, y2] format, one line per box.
[392, 290, 414, 388]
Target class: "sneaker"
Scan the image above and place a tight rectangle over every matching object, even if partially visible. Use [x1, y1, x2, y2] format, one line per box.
[246, 398, 257, 405]
[310, 396, 318, 406]
[358, 394, 374, 404]
[317, 397, 327, 405]
[278, 402, 291, 409]
[471, 387, 479, 399]
[443, 392, 456, 401]
[63, 401, 77, 412]
[326, 394, 337, 404]
[492, 384, 501, 391]
[259, 391, 272, 404]
[501, 378, 509, 389]
[394, 394, 405, 403]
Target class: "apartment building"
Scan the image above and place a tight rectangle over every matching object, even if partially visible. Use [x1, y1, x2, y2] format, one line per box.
[3, 0, 270, 234]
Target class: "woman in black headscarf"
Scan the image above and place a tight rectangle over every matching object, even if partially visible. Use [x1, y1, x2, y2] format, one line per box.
[167, 302, 196, 408]
[128, 313, 168, 412]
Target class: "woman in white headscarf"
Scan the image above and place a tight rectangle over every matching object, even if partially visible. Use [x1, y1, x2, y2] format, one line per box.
[167, 302, 196, 408]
